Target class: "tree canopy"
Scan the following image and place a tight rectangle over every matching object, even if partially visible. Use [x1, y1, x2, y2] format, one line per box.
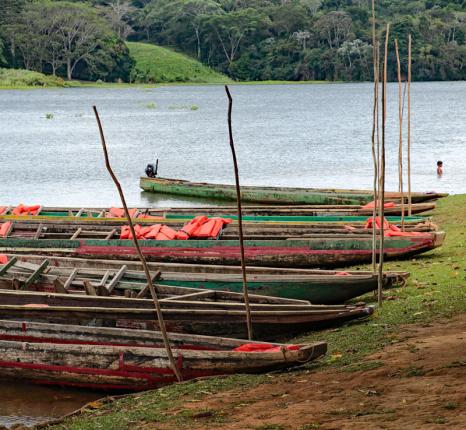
[0, 0, 465, 82]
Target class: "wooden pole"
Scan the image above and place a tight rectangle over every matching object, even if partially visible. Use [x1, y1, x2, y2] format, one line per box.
[395, 39, 405, 231]
[378, 23, 390, 307]
[225, 85, 253, 341]
[92, 106, 182, 382]
[370, 0, 379, 273]
[407, 34, 412, 216]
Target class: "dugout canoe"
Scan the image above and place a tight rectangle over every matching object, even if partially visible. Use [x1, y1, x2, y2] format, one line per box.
[0, 255, 409, 304]
[0, 220, 436, 241]
[0, 319, 327, 391]
[0, 289, 374, 340]
[139, 177, 448, 205]
[0, 204, 435, 223]
[0, 231, 445, 268]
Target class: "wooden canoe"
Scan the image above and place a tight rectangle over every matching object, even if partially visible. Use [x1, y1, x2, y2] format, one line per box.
[0, 231, 445, 268]
[0, 205, 434, 223]
[0, 319, 327, 391]
[0, 220, 436, 241]
[139, 177, 448, 205]
[0, 289, 374, 340]
[0, 254, 409, 304]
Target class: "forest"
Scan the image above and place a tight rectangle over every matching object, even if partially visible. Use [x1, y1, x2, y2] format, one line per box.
[0, 0, 465, 82]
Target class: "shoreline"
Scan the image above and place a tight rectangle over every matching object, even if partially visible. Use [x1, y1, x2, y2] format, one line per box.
[2, 79, 464, 91]
[0, 80, 330, 91]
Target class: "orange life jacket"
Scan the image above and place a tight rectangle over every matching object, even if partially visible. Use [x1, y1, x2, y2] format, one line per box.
[362, 201, 396, 209]
[0, 222, 12, 238]
[107, 208, 138, 218]
[0, 255, 8, 264]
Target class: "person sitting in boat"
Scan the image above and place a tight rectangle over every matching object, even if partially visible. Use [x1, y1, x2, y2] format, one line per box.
[437, 160, 443, 177]
[145, 163, 157, 178]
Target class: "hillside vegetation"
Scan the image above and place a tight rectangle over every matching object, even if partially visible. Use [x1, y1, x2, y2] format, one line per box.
[1, 1, 465, 83]
[0, 68, 66, 88]
[128, 42, 230, 84]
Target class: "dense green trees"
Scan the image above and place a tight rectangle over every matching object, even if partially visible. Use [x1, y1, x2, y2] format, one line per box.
[127, 0, 465, 81]
[0, 0, 133, 81]
[0, 0, 465, 82]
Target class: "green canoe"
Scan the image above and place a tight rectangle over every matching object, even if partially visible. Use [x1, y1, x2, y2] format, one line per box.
[140, 177, 448, 205]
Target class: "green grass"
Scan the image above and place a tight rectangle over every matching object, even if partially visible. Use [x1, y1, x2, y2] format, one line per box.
[0, 68, 66, 89]
[47, 194, 466, 430]
[127, 41, 231, 84]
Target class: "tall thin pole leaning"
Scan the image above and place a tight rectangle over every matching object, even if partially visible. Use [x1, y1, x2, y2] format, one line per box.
[93, 106, 182, 382]
[407, 34, 412, 216]
[225, 85, 253, 341]
[378, 24, 390, 307]
[370, 0, 379, 273]
[394, 39, 405, 231]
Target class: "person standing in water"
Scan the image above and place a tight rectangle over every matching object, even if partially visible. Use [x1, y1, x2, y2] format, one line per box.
[437, 160, 443, 176]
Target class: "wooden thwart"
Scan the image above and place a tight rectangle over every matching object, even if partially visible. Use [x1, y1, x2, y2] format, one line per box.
[22, 260, 49, 290]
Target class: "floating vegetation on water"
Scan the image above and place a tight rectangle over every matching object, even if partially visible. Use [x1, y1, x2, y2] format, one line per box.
[168, 104, 199, 111]
[45, 113, 54, 119]
[145, 102, 156, 109]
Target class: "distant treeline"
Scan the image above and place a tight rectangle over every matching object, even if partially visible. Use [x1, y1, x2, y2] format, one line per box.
[1, 0, 465, 82]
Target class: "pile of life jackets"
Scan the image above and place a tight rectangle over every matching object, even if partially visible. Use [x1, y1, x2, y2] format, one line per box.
[120, 216, 232, 240]
[0, 222, 12, 238]
[364, 216, 425, 237]
[0, 205, 42, 216]
[120, 224, 178, 240]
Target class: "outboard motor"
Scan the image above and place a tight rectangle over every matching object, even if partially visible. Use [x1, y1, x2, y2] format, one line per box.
[145, 160, 158, 178]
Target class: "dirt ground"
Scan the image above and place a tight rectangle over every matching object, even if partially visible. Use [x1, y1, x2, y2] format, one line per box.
[156, 314, 466, 430]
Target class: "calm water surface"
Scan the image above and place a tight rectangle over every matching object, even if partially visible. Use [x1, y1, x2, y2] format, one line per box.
[0, 82, 464, 207]
[0, 381, 103, 428]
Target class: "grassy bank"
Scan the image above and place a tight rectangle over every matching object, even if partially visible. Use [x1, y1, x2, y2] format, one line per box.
[127, 42, 231, 84]
[0, 68, 67, 89]
[47, 194, 465, 429]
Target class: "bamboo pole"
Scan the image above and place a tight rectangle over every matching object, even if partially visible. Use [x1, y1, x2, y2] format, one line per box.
[407, 34, 412, 216]
[378, 23, 390, 307]
[224, 85, 253, 341]
[394, 39, 405, 231]
[92, 106, 182, 382]
[370, 0, 379, 273]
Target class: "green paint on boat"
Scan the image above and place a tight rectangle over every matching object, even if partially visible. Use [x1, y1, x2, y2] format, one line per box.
[165, 213, 425, 223]
[156, 278, 378, 304]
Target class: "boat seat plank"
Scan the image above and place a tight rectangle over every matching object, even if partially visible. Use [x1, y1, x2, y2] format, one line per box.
[106, 265, 127, 294]
[0, 257, 18, 277]
[63, 268, 79, 291]
[135, 270, 161, 298]
[22, 260, 49, 290]
[70, 228, 82, 240]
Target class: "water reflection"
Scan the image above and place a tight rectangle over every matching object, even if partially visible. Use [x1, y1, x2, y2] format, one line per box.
[0, 380, 104, 428]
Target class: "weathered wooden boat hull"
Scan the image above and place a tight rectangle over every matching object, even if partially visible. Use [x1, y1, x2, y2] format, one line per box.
[3, 255, 409, 304]
[0, 232, 445, 268]
[0, 320, 326, 391]
[0, 290, 374, 340]
[140, 177, 448, 205]
[0, 209, 429, 225]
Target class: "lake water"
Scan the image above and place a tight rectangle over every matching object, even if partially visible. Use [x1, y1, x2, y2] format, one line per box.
[0, 82, 464, 208]
[0, 380, 103, 428]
